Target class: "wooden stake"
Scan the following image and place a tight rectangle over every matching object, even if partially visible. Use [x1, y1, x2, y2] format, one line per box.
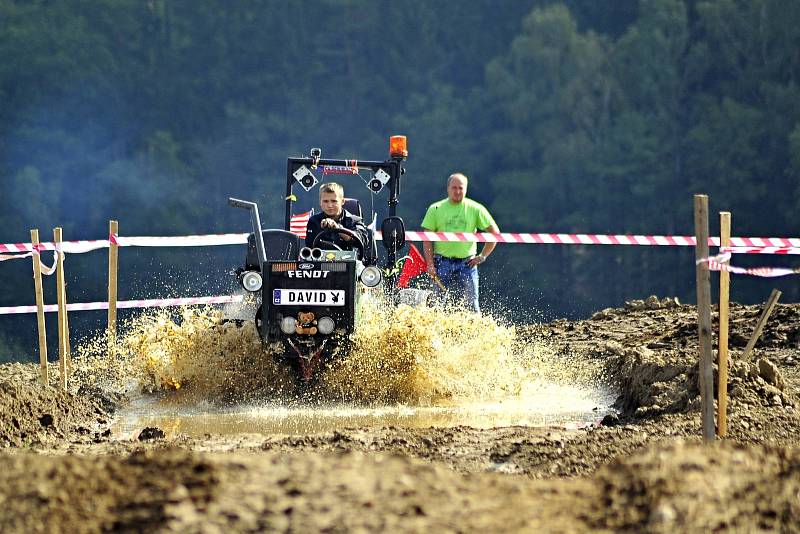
[108, 220, 119, 347]
[30, 229, 48, 386]
[694, 195, 715, 441]
[63, 274, 71, 373]
[54, 227, 68, 390]
[741, 288, 782, 362]
[717, 212, 731, 437]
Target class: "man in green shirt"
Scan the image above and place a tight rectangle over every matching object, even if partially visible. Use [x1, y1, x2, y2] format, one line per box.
[421, 173, 499, 313]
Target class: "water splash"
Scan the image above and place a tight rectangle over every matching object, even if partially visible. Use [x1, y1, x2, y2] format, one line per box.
[72, 307, 296, 404]
[73, 295, 607, 411]
[319, 297, 524, 403]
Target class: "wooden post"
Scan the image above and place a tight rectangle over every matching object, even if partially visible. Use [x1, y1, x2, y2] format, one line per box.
[717, 212, 731, 437]
[30, 229, 48, 386]
[64, 276, 71, 373]
[108, 220, 119, 347]
[694, 195, 715, 441]
[741, 288, 782, 362]
[54, 227, 68, 390]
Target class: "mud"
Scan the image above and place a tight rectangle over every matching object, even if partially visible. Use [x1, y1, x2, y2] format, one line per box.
[1, 299, 799, 532]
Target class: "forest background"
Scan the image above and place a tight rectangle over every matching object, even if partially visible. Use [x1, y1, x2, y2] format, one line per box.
[2, 0, 799, 360]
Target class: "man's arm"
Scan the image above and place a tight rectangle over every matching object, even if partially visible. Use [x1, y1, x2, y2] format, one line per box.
[420, 205, 438, 277]
[423, 241, 436, 278]
[467, 222, 499, 267]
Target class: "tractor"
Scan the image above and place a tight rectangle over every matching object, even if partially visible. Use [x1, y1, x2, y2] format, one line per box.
[228, 136, 426, 382]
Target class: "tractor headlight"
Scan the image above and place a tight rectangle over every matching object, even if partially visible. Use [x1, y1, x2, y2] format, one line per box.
[280, 316, 297, 334]
[359, 266, 382, 287]
[317, 316, 335, 335]
[241, 271, 263, 292]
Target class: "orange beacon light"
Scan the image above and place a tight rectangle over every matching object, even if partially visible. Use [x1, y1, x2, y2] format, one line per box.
[389, 135, 408, 158]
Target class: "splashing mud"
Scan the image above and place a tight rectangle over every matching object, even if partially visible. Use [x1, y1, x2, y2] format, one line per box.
[73, 307, 296, 404]
[321, 297, 526, 403]
[73, 295, 612, 434]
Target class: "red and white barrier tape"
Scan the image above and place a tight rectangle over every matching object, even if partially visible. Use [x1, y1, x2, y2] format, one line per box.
[0, 234, 248, 254]
[721, 246, 800, 255]
[0, 251, 32, 262]
[115, 233, 248, 248]
[0, 234, 248, 268]
[709, 261, 799, 278]
[0, 248, 59, 275]
[406, 231, 698, 246]
[3, 231, 800, 259]
[717, 237, 800, 248]
[0, 294, 244, 316]
[700, 253, 800, 278]
[0, 239, 112, 254]
[405, 232, 800, 249]
[37, 250, 58, 276]
[2, 232, 797, 315]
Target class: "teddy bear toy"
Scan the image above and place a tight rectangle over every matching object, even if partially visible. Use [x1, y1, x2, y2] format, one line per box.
[295, 311, 318, 335]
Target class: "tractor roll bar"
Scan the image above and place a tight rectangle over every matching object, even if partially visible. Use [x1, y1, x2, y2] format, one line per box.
[284, 156, 405, 269]
[284, 157, 404, 229]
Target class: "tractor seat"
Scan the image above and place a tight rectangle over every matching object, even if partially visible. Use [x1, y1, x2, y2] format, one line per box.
[342, 198, 378, 265]
[343, 198, 362, 219]
[245, 229, 302, 270]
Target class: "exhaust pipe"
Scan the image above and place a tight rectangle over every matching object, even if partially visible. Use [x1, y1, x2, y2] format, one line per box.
[311, 248, 323, 260]
[299, 247, 313, 260]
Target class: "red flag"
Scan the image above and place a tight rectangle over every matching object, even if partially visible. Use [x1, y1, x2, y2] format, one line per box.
[397, 244, 427, 288]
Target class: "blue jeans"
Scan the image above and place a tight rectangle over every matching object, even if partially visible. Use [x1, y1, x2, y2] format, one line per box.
[434, 256, 480, 313]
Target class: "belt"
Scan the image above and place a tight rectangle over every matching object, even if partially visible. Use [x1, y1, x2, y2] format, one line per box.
[435, 255, 471, 262]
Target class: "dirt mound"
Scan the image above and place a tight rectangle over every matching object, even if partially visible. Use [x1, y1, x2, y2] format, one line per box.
[591, 440, 800, 532]
[521, 299, 799, 421]
[0, 442, 797, 532]
[0, 448, 219, 532]
[0, 297, 798, 531]
[0, 363, 113, 447]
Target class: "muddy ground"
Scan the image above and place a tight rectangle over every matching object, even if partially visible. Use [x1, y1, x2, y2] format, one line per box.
[1, 298, 799, 533]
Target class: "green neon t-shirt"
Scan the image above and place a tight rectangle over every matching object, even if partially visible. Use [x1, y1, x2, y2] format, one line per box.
[420, 197, 497, 258]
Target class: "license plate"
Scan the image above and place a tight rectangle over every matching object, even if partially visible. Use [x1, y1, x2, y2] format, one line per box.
[272, 289, 345, 306]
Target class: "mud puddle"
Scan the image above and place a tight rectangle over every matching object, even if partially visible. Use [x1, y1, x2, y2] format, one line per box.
[112, 382, 616, 438]
[77, 303, 615, 438]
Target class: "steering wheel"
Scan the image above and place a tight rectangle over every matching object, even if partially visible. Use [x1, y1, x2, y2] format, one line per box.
[312, 227, 365, 259]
